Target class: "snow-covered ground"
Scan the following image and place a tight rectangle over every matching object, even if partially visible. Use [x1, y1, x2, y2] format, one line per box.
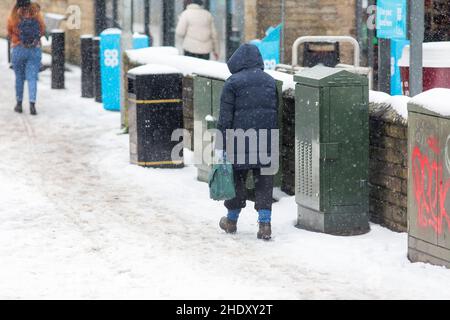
[1, 39, 450, 300]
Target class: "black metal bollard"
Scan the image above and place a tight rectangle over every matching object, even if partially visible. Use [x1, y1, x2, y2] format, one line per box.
[81, 35, 94, 98]
[51, 30, 65, 89]
[92, 37, 102, 103]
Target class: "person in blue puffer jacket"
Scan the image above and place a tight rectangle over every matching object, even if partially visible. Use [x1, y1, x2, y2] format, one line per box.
[216, 43, 278, 241]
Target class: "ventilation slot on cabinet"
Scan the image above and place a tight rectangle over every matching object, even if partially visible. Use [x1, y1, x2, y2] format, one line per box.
[297, 141, 313, 197]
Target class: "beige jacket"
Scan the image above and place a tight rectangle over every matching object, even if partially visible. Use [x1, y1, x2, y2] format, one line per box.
[176, 4, 219, 55]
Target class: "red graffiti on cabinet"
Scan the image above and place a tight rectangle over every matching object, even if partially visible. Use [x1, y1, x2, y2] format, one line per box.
[412, 136, 450, 235]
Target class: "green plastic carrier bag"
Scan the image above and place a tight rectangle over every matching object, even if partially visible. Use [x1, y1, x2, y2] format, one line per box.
[208, 161, 236, 201]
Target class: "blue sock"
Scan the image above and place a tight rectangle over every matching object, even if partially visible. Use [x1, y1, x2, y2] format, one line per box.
[227, 209, 241, 222]
[258, 210, 272, 223]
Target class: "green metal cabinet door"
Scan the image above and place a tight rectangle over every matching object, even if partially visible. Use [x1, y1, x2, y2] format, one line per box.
[274, 80, 284, 187]
[295, 83, 321, 212]
[408, 112, 439, 246]
[194, 76, 213, 181]
[326, 86, 368, 209]
[212, 80, 224, 117]
[438, 117, 450, 250]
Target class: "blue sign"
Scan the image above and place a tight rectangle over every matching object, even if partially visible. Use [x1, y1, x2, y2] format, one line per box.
[250, 24, 282, 70]
[100, 28, 122, 112]
[377, 0, 408, 39]
[133, 34, 150, 49]
[391, 38, 410, 95]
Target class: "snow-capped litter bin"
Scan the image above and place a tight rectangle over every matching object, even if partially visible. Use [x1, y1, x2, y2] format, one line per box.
[399, 42, 450, 96]
[408, 89, 450, 268]
[295, 66, 370, 236]
[127, 65, 184, 168]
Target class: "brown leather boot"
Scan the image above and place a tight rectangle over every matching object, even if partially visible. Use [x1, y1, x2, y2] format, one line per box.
[219, 217, 237, 234]
[257, 223, 272, 240]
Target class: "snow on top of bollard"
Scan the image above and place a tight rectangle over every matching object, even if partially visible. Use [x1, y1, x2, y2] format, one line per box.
[128, 64, 181, 75]
[133, 33, 149, 38]
[410, 88, 450, 117]
[399, 42, 450, 68]
[101, 28, 122, 35]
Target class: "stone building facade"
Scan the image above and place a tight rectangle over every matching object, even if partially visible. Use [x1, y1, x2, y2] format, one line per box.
[245, 0, 358, 65]
[1, 1, 449, 66]
[0, 0, 359, 65]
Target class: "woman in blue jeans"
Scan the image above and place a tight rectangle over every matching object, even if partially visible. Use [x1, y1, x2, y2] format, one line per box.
[7, 0, 46, 115]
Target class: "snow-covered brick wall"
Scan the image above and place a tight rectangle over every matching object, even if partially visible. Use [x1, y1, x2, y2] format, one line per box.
[369, 90, 410, 124]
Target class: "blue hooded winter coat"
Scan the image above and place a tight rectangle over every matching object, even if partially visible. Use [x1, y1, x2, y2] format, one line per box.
[216, 44, 278, 170]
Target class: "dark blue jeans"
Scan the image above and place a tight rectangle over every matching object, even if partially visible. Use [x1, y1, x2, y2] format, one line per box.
[225, 169, 274, 212]
[12, 46, 42, 103]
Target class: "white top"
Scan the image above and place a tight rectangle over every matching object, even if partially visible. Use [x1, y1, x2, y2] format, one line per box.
[128, 64, 181, 76]
[175, 4, 219, 55]
[410, 88, 450, 117]
[399, 42, 450, 68]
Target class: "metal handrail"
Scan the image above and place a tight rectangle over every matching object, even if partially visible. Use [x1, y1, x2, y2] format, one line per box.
[292, 36, 361, 68]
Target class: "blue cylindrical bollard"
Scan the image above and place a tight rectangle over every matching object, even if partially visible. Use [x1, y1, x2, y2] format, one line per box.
[100, 28, 122, 111]
[132, 34, 150, 49]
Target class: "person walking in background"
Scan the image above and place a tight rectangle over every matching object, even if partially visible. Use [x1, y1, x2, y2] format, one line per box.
[216, 44, 278, 241]
[176, 0, 219, 60]
[7, 0, 45, 115]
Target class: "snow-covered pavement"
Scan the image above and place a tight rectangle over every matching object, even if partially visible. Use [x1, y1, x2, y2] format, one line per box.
[1, 40, 450, 300]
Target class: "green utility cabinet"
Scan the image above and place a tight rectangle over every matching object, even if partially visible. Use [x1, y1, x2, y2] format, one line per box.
[408, 103, 450, 268]
[193, 75, 284, 185]
[295, 66, 370, 235]
[193, 76, 224, 182]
